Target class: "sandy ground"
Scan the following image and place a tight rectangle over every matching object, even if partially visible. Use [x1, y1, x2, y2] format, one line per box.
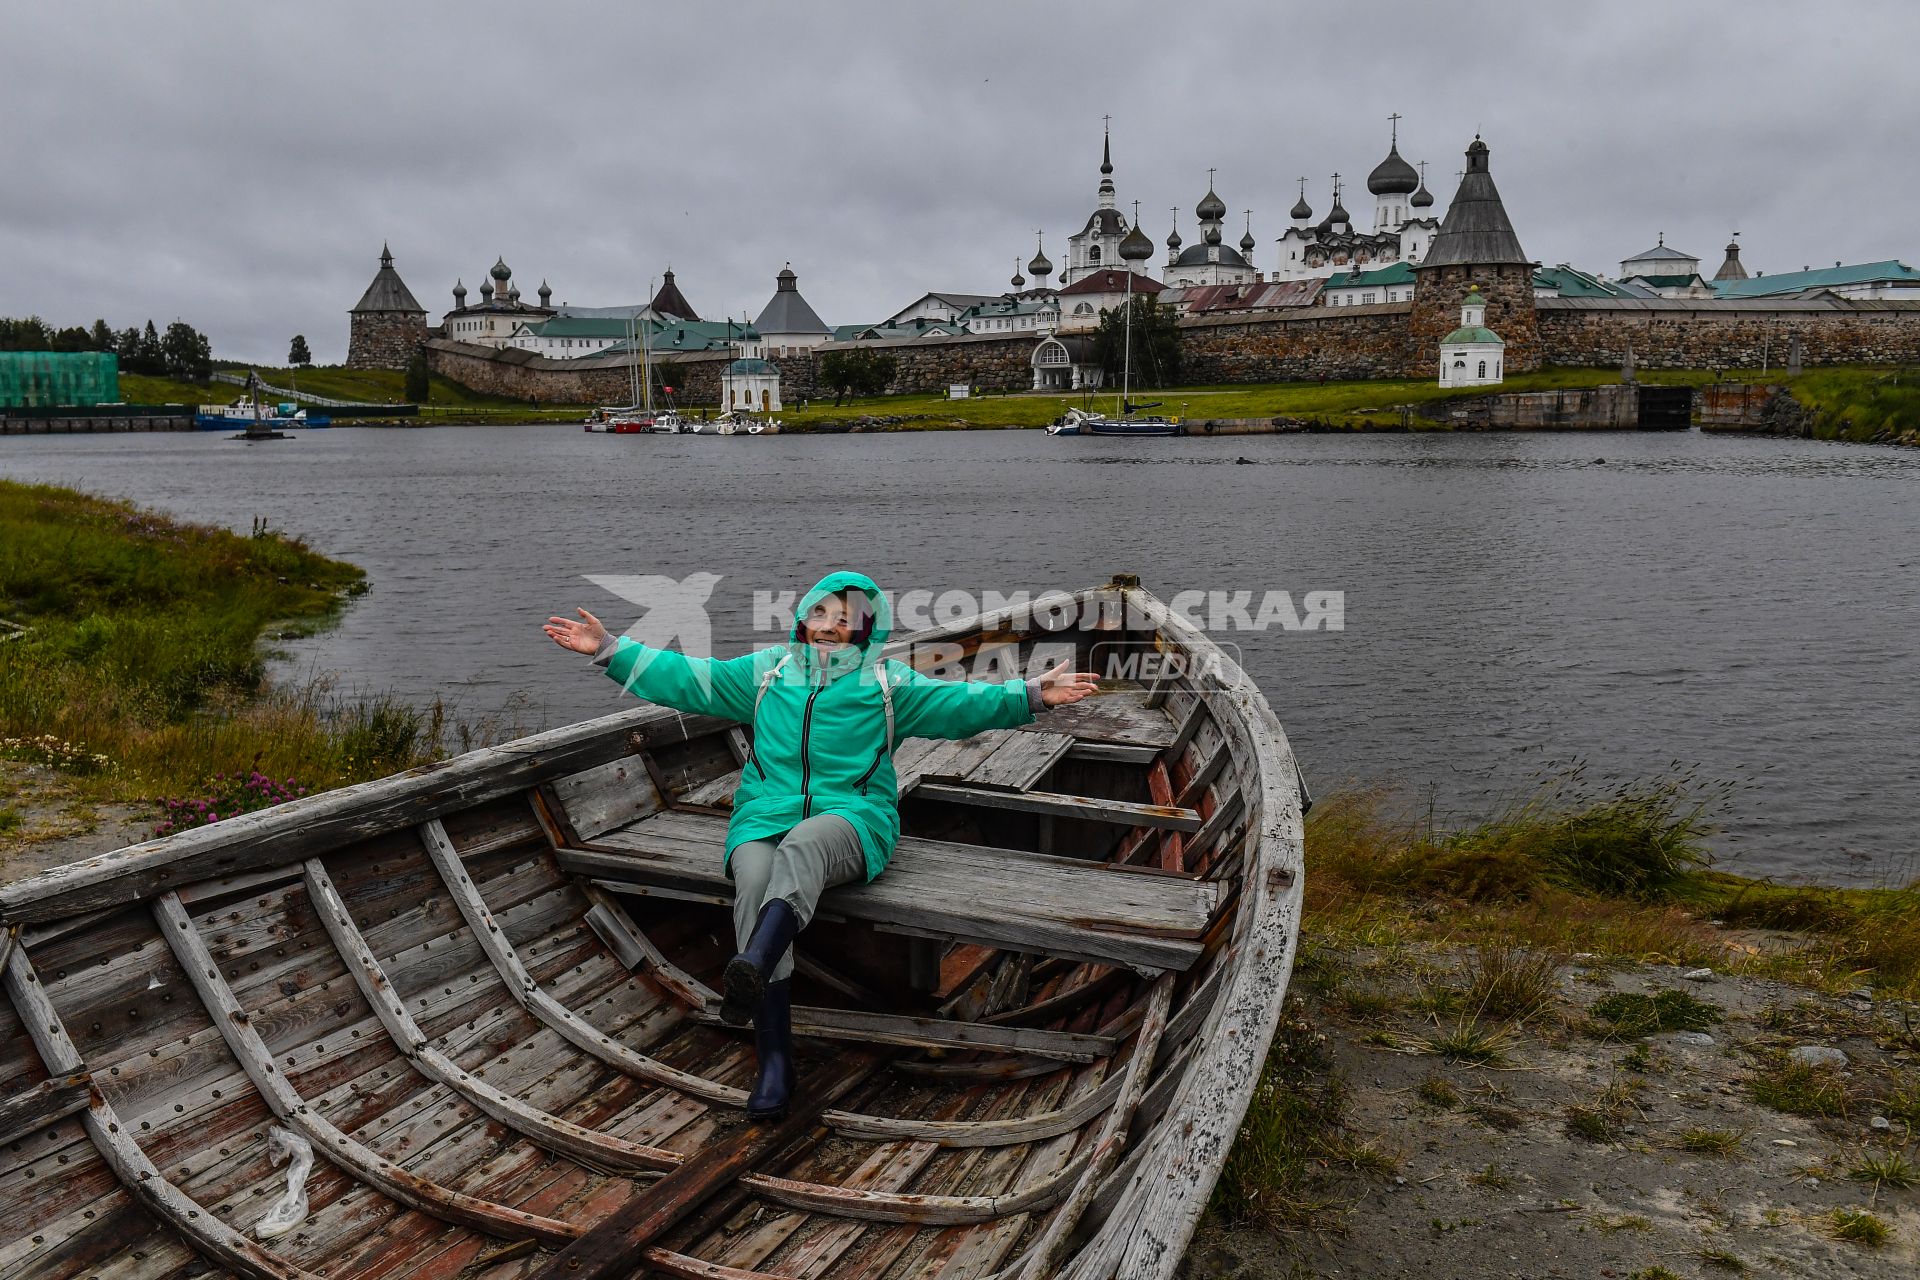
[1182, 948, 1918, 1279]
[0, 760, 153, 884]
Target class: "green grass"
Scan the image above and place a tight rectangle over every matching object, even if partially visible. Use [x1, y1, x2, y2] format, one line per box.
[117, 366, 590, 423]
[0, 480, 457, 807]
[1848, 1149, 1916, 1190]
[1590, 990, 1724, 1039]
[1415, 1074, 1461, 1109]
[1678, 1126, 1748, 1157]
[1746, 1055, 1851, 1118]
[0, 805, 20, 835]
[1827, 1208, 1890, 1246]
[1781, 365, 1920, 443]
[1211, 1007, 1386, 1235]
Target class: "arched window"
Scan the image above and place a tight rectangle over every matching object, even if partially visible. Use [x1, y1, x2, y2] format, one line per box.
[1089, 245, 1101, 263]
[1074, 302, 1094, 316]
[1477, 361, 1487, 378]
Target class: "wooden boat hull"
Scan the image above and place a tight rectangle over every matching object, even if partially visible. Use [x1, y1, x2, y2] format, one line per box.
[0, 577, 1305, 1280]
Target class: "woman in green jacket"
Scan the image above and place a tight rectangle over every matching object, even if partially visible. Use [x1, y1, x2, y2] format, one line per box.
[544, 570, 1097, 1120]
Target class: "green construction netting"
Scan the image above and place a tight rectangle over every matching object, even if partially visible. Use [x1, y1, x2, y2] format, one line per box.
[0, 352, 120, 408]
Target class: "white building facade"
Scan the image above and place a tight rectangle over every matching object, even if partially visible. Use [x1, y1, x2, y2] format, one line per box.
[1438, 288, 1504, 388]
[1273, 124, 1442, 283]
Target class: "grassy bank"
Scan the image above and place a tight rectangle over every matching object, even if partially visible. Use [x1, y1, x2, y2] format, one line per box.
[1205, 779, 1919, 1269]
[1778, 365, 1920, 443]
[117, 367, 590, 423]
[0, 480, 453, 820]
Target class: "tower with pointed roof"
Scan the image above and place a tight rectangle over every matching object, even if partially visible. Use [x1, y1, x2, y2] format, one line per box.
[1063, 123, 1133, 285]
[1409, 136, 1538, 373]
[649, 268, 701, 322]
[1713, 234, 1748, 283]
[753, 264, 832, 355]
[346, 244, 428, 370]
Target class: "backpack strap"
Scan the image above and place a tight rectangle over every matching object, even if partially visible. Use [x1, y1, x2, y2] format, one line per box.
[741, 651, 792, 767]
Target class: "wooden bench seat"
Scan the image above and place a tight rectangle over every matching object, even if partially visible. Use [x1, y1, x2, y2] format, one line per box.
[556, 809, 1220, 974]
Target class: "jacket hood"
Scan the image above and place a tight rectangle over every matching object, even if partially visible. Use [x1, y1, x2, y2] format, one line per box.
[790, 570, 893, 668]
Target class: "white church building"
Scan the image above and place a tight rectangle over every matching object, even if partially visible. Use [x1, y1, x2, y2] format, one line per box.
[1438, 287, 1504, 387]
[1274, 121, 1443, 282]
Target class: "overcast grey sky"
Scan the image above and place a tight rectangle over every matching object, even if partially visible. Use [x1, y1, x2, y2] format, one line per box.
[4, 1, 1915, 364]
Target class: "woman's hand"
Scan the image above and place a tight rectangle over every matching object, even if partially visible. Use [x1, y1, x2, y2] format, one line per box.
[1036, 660, 1101, 707]
[543, 608, 611, 656]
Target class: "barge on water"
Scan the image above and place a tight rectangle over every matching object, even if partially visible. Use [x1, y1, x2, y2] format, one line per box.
[0, 575, 1306, 1280]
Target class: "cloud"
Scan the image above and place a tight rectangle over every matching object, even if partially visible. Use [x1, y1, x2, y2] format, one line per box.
[3, 0, 1914, 363]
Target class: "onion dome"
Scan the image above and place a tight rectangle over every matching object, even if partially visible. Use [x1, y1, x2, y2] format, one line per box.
[1411, 178, 1434, 208]
[1118, 222, 1155, 262]
[1291, 193, 1312, 221]
[537, 280, 551, 305]
[1011, 259, 1026, 289]
[1329, 194, 1350, 227]
[1367, 143, 1419, 195]
[1167, 222, 1182, 251]
[1240, 216, 1256, 254]
[1203, 223, 1222, 245]
[507, 285, 520, 303]
[1028, 234, 1053, 279]
[479, 279, 494, 300]
[452, 279, 467, 305]
[1196, 185, 1227, 222]
[489, 256, 511, 282]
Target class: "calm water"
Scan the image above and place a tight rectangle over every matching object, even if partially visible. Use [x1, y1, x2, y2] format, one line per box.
[5, 424, 1916, 884]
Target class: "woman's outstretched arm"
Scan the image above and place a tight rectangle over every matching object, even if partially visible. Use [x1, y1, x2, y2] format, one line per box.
[544, 607, 768, 722]
[892, 658, 1100, 741]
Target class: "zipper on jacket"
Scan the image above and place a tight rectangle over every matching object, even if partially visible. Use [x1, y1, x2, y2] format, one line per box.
[798, 681, 823, 818]
[854, 745, 886, 795]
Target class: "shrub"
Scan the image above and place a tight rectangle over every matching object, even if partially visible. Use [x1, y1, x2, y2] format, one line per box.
[1591, 989, 1722, 1038]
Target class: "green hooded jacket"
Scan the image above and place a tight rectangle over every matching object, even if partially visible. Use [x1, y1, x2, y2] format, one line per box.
[597, 571, 1035, 880]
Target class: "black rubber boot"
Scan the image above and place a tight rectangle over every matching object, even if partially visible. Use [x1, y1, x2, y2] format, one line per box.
[722, 899, 798, 1026]
[746, 979, 795, 1122]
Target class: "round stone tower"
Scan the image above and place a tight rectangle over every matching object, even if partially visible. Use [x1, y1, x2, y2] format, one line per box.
[1409, 138, 1538, 375]
[347, 244, 428, 370]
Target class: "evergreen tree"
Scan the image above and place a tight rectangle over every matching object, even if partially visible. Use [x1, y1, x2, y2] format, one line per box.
[288, 334, 311, 367]
[136, 321, 164, 375]
[403, 349, 430, 403]
[50, 326, 93, 353]
[90, 319, 115, 351]
[0, 316, 52, 351]
[116, 327, 141, 365]
[817, 349, 898, 405]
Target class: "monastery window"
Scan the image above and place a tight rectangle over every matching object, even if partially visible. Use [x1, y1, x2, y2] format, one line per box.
[1478, 361, 1487, 379]
[1363, 293, 1376, 305]
[1089, 246, 1101, 263]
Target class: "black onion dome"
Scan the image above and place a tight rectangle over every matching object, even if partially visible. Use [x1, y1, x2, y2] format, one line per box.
[1167, 225, 1182, 249]
[1367, 144, 1419, 195]
[1028, 244, 1053, 276]
[1240, 226, 1257, 252]
[1411, 179, 1434, 208]
[489, 256, 511, 281]
[1196, 186, 1227, 221]
[1291, 194, 1312, 220]
[1118, 222, 1155, 262]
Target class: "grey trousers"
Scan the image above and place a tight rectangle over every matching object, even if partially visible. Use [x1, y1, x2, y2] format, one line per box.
[728, 813, 867, 981]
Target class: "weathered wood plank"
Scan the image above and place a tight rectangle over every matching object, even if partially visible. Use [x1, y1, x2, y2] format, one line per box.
[913, 782, 1203, 833]
[0, 1071, 90, 1146]
[823, 1068, 1121, 1148]
[740, 1142, 1089, 1225]
[1062, 740, 1162, 766]
[418, 820, 746, 1109]
[528, 1051, 887, 1280]
[301, 858, 686, 1174]
[148, 889, 581, 1246]
[1013, 974, 1174, 1278]
[1022, 686, 1176, 749]
[691, 1004, 1114, 1063]
[964, 731, 1074, 793]
[578, 882, 718, 1012]
[3, 943, 320, 1280]
[0, 702, 730, 925]
[548, 754, 663, 842]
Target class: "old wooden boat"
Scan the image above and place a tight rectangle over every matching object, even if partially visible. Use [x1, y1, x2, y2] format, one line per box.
[0, 575, 1306, 1280]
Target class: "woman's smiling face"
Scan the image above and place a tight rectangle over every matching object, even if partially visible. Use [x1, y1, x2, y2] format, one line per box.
[802, 592, 862, 651]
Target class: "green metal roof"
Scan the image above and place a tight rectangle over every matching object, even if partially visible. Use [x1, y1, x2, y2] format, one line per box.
[1711, 259, 1920, 298]
[727, 357, 776, 375]
[524, 315, 640, 339]
[1533, 265, 1635, 298]
[1442, 326, 1504, 345]
[1322, 262, 1416, 290]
